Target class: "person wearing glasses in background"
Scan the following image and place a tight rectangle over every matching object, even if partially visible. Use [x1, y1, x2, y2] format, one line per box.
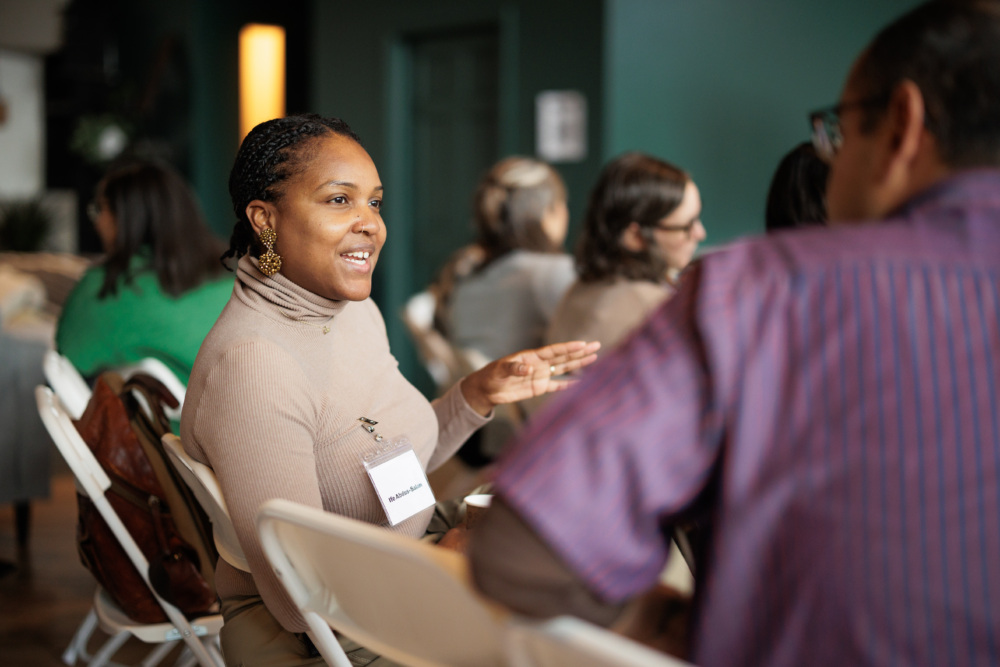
[469, 2, 1000, 665]
[545, 152, 704, 354]
[56, 159, 233, 385]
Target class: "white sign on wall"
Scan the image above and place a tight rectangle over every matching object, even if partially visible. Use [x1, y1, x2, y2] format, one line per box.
[535, 90, 587, 163]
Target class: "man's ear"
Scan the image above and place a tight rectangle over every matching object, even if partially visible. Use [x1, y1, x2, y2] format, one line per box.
[246, 200, 275, 237]
[881, 79, 927, 181]
[620, 222, 647, 252]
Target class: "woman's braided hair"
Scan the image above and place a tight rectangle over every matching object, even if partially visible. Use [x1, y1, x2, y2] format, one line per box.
[222, 113, 362, 265]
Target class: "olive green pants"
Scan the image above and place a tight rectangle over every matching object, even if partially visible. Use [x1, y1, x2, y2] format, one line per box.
[219, 594, 399, 667]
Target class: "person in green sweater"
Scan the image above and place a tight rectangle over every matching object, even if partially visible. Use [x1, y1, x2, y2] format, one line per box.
[56, 159, 233, 385]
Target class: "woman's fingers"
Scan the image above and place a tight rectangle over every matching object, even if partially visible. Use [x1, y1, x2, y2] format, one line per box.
[536, 340, 601, 362]
[552, 352, 599, 375]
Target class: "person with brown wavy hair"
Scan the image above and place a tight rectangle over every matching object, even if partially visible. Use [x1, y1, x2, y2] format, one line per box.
[547, 151, 705, 352]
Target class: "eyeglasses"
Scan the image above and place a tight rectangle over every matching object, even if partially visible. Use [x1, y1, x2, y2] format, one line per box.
[808, 95, 888, 162]
[655, 215, 701, 238]
[86, 200, 102, 223]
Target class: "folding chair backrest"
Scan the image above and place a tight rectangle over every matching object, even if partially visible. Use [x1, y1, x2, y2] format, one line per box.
[43, 349, 92, 419]
[507, 616, 695, 667]
[34, 385, 219, 667]
[116, 357, 186, 422]
[161, 433, 249, 572]
[257, 498, 506, 667]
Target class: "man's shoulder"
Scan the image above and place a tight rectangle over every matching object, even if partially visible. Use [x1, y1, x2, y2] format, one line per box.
[699, 214, 995, 292]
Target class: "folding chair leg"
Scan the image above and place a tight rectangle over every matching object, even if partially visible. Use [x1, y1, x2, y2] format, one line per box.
[85, 628, 132, 667]
[174, 637, 224, 667]
[137, 639, 178, 667]
[206, 637, 225, 666]
[62, 607, 99, 665]
[305, 615, 353, 667]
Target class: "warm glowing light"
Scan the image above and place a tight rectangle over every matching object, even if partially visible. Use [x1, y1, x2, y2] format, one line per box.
[239, 24, 286, 140]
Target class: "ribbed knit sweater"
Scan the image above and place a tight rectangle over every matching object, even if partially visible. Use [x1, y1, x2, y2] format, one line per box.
[181, 256, 489, 631]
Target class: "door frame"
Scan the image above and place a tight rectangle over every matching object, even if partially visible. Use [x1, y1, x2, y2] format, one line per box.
[381, 8, 520, 388]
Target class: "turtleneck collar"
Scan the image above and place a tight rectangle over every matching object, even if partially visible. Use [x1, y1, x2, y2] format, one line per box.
[235, 255, 349, 326]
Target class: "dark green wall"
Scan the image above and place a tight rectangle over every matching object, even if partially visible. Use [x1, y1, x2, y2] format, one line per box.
[310, 0, 605, 391]
[604, 0, 924, 246]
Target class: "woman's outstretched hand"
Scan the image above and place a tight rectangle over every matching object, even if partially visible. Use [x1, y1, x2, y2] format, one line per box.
[461, 340, 601, 416]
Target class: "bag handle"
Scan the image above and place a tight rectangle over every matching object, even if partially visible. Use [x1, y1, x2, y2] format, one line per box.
[122, 373, 178, 434]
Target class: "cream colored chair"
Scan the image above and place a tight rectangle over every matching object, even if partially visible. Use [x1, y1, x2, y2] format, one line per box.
[35, 386, 224, 667]
[507, 616, 695, 667]
[162, 434, 353, 667]
[257, 497, 507, 667]
[116, 357, 186, 422]
[43, 350, 187, 422]
[161, 434, 249, 573]
[42, 349, 92, 419]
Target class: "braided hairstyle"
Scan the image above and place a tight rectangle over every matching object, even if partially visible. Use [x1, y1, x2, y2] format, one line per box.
[222, 113, 362, 265]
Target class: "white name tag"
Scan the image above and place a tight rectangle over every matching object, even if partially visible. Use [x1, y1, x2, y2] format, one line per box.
[365, 442, 435, 526]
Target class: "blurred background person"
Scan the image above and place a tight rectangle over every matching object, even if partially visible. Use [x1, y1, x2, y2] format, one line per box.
[764, 142, 829, 233]
[547, 152, 705, 352]
[55, 159, 233, 385]
[415, 156, 575, 480]
[442, 156, 575, 366]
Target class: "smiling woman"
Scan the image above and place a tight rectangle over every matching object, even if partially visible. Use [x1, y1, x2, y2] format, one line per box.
[243, 133, 385, 302]
[183, 114, 600, 667]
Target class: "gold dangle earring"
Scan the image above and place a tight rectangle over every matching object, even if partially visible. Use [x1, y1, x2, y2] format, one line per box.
[258, 228, 282, 277]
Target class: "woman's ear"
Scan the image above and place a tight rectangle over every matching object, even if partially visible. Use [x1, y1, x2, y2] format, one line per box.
[246, 200, 275, 236]
[620, 221, 647, 252]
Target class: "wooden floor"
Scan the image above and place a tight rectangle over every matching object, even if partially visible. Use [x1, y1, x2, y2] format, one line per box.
[0, 471, 174, 666]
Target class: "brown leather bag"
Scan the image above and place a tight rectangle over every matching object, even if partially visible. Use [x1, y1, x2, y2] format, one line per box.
[73, 371, 218, 623]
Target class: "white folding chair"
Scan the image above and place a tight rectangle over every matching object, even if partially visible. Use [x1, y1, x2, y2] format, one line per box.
[35, 386, 224, 667]
[116, 357, 187, 422]
[42, 351, 187, 422]
[257, 498, 507, 667]
[162, 434, 352, 666]
[506, 616, 695, 667]
[161, 434, 249, 572]
[42, 349, 92, 420]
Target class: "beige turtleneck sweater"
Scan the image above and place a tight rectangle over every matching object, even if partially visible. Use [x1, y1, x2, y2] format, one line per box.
[181, 256, 490, 632]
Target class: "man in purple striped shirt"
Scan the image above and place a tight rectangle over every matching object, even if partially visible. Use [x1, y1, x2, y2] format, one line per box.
[469, 2, 1000, 665]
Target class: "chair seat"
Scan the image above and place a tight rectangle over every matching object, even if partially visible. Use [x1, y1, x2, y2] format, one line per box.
[93, 587, 224, 645]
